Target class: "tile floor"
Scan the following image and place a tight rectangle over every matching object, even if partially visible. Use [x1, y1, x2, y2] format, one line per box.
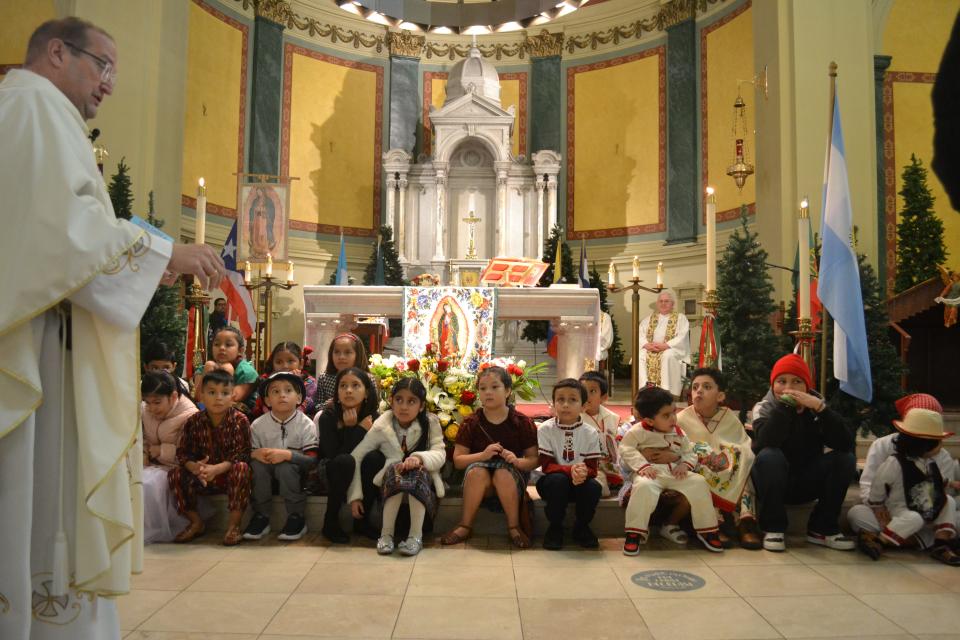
[121, 533, 960, 640]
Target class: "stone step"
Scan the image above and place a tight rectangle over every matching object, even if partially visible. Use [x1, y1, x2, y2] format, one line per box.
[199, 481, 862, 539]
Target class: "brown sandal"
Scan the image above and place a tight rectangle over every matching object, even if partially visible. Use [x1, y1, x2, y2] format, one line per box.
[440, 524, 472, 546]
[508, 526, 530, 549]
[174, 520, 205, 544]
[222, 525, 243, 547]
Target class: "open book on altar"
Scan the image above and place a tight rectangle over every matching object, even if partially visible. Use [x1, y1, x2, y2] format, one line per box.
[478, 257, 548, 287]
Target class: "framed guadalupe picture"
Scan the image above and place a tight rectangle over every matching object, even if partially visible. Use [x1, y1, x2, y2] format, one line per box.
[237, 181, 290, 262]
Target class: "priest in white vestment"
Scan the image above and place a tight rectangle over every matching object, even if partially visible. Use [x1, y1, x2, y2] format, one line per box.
[0, 19, 224, 640]
[636, 290, 690, 396]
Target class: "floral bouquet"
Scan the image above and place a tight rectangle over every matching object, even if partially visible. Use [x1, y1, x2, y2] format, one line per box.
[368, 347, 548, 445]
[410, 273, 440, 287]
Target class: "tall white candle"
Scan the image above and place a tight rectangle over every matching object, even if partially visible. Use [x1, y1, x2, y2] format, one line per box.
[798, 199, 811, 319]
[287, 261, 295, 283]
[468, 191, 476, 213]
[705, 186, 717, 291]
[265, 253, 273, 278]
[244, 260, 252, 284]
[195, 178, 206, 245]
[607, 261, 616, 286]
[632, 256, 640, 279]
[656, 262, 664, 288]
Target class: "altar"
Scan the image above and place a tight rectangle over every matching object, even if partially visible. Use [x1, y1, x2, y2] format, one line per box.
[302, 285, 600, 381]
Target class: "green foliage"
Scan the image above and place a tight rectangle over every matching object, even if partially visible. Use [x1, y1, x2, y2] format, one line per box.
[522, 225, 576, 343]
[716, 208, 781, 418]
[362, 226, 405, 286]
[139, 190, 187, 365]
[108, 157, 134, 220]
[895, 155, 948, 292]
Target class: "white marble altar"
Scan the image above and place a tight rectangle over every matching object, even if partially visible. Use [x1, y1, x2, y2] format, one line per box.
[381, 42, 561, 280]
[303, 285, 599, 380]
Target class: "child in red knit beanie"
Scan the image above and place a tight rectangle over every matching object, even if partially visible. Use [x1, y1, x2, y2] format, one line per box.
[750, 354, 857, 552]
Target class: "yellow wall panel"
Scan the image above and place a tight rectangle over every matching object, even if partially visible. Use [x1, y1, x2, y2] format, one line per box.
[181, 1, 245, 211]
[703, 4, 755, 216]
[426, 73, 525, 157]
[283, 46, 381, 231]
[569, 49, 663, 235]
[0, 0, 55, 65]
[883, 0, 960, 72]
[892, 82, 960, 271]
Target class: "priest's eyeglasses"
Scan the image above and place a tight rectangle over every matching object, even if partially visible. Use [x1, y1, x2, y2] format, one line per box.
[63, 41, 117, 87]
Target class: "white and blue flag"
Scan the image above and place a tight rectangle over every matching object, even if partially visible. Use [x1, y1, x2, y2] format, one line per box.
[817, 89, 872, 402]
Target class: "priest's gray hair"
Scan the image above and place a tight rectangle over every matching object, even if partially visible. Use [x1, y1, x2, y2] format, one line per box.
[657, 289, 677, 305]
[25, 17, 113, 65]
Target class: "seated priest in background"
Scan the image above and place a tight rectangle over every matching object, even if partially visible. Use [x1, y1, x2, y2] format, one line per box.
[636, 290, 690, 397]
[0, 17, 224, 640]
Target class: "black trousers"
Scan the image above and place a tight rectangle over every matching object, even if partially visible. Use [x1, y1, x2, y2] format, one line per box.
[751, 447, 856, 535]
[536, 472, 602, 527]
[324, 450, 385, 522]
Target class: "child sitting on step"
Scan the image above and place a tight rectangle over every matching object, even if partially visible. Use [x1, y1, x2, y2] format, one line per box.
[579, 371, 623, 497]
[620, 385, 722, 555]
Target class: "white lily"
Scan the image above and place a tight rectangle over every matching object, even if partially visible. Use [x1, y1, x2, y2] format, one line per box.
[437, 393, 457, 412]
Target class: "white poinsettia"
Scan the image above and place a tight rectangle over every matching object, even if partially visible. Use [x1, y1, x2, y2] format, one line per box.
[436, 392, 457, 412]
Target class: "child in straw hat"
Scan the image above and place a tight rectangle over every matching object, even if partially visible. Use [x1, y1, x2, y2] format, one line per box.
[858, 406, 960, 565]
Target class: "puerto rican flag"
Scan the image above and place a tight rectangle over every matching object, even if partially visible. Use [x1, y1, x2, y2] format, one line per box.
[218, 222, 257, 337]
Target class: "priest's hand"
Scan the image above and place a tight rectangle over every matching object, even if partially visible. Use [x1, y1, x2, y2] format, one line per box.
[168, 243, 226, 290]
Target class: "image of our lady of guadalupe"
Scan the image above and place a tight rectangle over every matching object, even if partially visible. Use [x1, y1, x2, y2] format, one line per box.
[432, 299, 466, 363]
[248, 187, 276, 259]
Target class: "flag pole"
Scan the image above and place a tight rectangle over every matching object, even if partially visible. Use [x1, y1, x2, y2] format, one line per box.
[819, 62, 838, 395]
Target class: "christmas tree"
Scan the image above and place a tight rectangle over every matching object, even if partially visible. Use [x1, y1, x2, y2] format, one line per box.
[139, 191, 187, 364]
[108, 157, 134, 220]
[362, 225, 405, 286]
[522, 225, 576, 343]
[716, 207, 781, 420]
[588, 265, 627, 377]
[895, 155, 948, 293]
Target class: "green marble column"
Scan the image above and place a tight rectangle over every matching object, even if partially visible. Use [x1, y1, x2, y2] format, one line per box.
[874, 54, 892, 291]
[531, 55, 561, 152]
[248, 16, 284, 175]
[389, 55, 420, 152]
[665, 18, 698, 244]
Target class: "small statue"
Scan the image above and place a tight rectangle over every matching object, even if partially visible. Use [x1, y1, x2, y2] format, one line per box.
[935, 265, 960, 328]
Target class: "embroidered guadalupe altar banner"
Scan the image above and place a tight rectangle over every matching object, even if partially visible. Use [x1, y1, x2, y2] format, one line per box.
[403, 287, 497, 372]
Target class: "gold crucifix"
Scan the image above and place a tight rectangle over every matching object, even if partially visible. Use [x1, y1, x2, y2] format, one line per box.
[462, 210, 481, 259]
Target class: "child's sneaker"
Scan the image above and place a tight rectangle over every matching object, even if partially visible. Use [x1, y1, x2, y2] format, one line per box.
[806, 531, 855, 551]
[763, 532, 786, 552]
[623, 531, 645, 556]
[278, 513, 307, 541]
[572, 523, 599, 549]
[242, 513, 270, 540]
[697, 530, 725, 553]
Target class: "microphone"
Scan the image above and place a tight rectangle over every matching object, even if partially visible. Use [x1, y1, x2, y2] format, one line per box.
[89, 128, 101, 143]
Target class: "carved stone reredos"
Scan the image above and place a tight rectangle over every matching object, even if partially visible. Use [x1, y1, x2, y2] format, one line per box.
[444, 43, 501, 106]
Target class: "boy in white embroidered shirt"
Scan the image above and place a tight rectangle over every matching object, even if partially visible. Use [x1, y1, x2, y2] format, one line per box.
[537, 378, 603, 551]
[579, 371, 623, 497]
[620, 385, 722, 555]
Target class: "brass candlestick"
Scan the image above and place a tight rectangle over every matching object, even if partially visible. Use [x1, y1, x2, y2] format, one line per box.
[790, 317, 817, 375]
[609, 277, 665, 396]
[184, 280, 211, 380]
[244, 267, 297, 370]
[698, 289, 721, 368]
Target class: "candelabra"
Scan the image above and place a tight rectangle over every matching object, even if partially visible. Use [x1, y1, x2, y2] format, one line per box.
[243, 264, 297, 369]
[609, 269, 665, 395]
[184, 279, 211, 379]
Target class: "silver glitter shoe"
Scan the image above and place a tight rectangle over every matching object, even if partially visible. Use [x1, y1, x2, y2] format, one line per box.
[398, 536, 423, 556]
[376, 535, 395, 555]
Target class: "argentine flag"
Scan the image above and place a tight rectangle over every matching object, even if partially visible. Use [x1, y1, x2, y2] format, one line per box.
[817, 89, 872, 402]
[335, 230, 348, 285]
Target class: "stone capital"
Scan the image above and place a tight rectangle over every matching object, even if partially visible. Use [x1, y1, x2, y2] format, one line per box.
[525, 29, 564, 58]
[388, 30, 426, 58]
[254, 0, 292, 26]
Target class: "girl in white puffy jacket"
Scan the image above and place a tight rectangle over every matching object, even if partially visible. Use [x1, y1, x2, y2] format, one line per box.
[348, 378, 446, 556]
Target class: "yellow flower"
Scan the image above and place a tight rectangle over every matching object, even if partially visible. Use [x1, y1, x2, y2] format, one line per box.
[381, 378, 393, 389]
[438, 411, 452, 427]
[444, 424, 459, 441]
[458, 404, 473, 417]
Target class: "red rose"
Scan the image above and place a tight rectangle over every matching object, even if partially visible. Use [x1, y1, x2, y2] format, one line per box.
[407, 359, 421, 372]
[460, 390, 476, 404]
[436, 359, 450, 372]
[506, 364, 523, 376]
[424, 343, 435, 354]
